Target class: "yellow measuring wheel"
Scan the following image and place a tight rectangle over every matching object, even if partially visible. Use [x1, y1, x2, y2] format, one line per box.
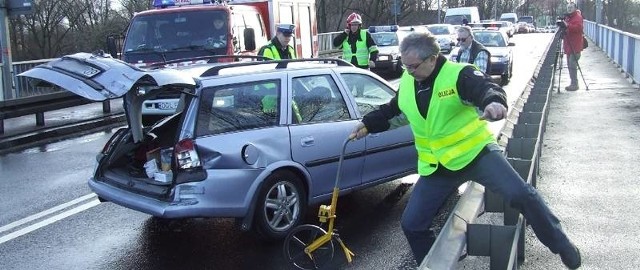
[283, 138, 355, 269]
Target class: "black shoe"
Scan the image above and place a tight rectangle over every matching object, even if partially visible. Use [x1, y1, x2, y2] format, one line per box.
[560, 242, 581, 269]
[565, 85, 579, 91]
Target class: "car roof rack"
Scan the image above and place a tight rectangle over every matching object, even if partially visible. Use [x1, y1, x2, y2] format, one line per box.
[200, 58, 353, 77]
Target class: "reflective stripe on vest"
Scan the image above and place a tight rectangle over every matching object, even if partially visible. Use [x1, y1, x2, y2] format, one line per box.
[342, 30, 374, 66]
[262, 44, 296, 60]
[397, 61, 495, 175]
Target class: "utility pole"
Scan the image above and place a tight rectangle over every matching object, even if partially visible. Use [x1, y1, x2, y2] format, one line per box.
[393, 0, 398, 25]
[0, 0, 14, 100]
[595, 0, 603, 24]
[438, 0, 441, 23]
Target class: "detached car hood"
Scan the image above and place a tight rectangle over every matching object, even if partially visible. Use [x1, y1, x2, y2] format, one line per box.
[18, 52, 197, 143]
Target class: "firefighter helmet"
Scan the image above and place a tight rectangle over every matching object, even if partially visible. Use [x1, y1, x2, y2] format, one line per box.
[346, 13, 363, 26]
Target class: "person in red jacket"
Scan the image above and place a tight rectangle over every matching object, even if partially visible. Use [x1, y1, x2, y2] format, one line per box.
[562, 2, 584, 91]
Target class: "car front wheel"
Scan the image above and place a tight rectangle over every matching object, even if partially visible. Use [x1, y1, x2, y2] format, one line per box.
[253, 170, 307, 241]
[501, 61, 513, 86]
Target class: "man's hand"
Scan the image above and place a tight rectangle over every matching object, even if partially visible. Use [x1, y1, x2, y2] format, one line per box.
[349, 122, 369, 140]
[368, 60, 376, 68]
[480, 102, 507, 121]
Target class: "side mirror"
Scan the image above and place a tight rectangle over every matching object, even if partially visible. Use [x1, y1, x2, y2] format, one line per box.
[508, 42, 515, 46]
[243, 28, 256, 51]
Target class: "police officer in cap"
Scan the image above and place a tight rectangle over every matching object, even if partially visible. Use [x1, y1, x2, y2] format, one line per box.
[258, 23, 297, 60]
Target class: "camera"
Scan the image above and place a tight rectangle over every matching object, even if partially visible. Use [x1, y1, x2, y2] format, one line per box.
[556, 17, 567, 29]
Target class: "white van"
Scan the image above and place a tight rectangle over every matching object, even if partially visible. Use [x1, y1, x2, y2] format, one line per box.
[444, 7, 480, 25]
[499, 13, 518, 24]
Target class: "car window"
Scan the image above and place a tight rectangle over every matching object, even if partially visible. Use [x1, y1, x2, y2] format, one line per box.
[427, 26, 449, 35]
[196, 80, 280, 136]
[371, 32, 398, 46]
[291, 75, 349, 124]
[341, 73, 396, 116]
[474, 32, 505, 47]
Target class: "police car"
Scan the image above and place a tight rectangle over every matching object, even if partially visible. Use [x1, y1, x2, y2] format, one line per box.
[369, 25, 428, 76]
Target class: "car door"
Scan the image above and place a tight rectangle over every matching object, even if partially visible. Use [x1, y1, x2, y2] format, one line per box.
[339, 72, 417, 185]
[287, 70, 365, 199]
[18, 52, 197, 142]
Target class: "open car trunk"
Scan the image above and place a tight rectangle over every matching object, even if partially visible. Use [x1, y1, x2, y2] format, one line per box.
[96, 113, 183, 199]
[18, 52, 200, 199]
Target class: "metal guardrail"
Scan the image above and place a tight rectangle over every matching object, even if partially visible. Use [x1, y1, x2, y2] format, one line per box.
[317, 31, 343, 58]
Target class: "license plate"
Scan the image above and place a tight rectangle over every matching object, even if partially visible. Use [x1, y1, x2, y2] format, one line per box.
[157, 102, 178, 110]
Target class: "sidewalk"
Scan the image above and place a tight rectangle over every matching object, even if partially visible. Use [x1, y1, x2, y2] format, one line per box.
[519, 40, 640, 268]
[0, 99, 125, 154]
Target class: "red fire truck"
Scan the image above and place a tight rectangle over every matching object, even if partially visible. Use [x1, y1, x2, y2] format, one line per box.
[107, 0, 318, 68]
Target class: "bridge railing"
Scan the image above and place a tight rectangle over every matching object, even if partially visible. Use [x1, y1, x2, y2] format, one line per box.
[584, 20, 640, 84]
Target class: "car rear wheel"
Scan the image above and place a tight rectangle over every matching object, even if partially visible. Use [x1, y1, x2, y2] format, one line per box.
[253, 170, 307, 241]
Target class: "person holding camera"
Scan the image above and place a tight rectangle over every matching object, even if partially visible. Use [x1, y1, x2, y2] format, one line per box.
[560, 2, 584, 91]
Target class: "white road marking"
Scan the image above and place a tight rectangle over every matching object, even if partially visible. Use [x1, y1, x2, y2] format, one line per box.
[0, 195, 100, 245]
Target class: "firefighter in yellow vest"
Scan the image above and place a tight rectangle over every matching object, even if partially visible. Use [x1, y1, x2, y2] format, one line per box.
[350, 32, 581, 269]
[258, 23, 297, 60]
[333, 12, 378, 69]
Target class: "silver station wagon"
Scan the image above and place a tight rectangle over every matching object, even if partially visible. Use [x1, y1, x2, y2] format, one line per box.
[20, 53, 417, 240]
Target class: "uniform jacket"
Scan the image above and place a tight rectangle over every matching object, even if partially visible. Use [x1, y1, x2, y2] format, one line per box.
[362, 54, 507, 174]
[332, 29, 379, 68]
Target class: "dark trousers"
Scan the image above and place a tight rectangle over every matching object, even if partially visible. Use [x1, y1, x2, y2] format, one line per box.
[401, 144, 573, 264]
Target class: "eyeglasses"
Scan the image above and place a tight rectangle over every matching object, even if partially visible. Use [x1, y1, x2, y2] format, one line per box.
[403, 57, 429, 71]
[457, 37, 468, 42]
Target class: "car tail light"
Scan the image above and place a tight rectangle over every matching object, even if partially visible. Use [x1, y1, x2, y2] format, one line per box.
[175, 139, 201, 169]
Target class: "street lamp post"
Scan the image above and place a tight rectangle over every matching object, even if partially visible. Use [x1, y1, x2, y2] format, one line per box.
[438, 0, 441, 23]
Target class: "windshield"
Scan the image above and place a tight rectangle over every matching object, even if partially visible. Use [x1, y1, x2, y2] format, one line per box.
[473, 32, 506, 47]
[427, 26, 451, 35]
[444, 15, 468, 25]
[518, 16, 534, 24]
[371, 32, 399, 46]
[122, 10, 229, 65]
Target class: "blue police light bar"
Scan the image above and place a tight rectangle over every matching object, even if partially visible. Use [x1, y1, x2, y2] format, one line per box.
[153, 0, 211, 8]
[368, 25, 399, 33]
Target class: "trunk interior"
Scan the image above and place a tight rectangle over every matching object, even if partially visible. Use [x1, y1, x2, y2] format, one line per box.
[96, 113, 183, 199]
